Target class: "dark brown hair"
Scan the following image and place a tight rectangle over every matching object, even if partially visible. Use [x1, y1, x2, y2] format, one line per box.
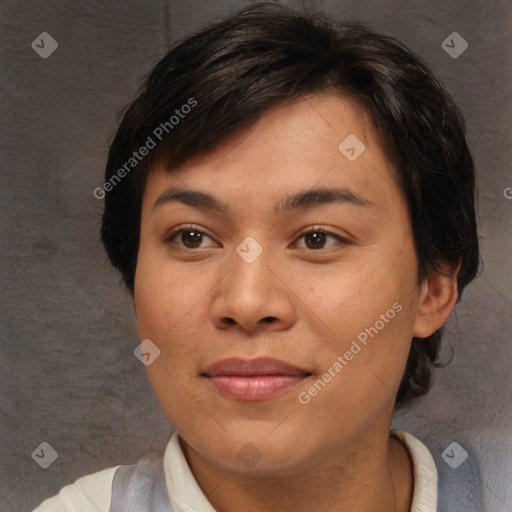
[100, 2, 480, 409]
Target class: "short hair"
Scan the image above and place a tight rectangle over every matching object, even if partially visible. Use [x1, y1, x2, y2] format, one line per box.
[100, 3, 480, 409]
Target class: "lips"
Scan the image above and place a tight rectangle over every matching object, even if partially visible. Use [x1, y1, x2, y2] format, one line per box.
[202, 357, 311, 401]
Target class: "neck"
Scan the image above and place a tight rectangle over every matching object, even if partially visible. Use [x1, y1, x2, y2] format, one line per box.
[180, 430, 413, 512]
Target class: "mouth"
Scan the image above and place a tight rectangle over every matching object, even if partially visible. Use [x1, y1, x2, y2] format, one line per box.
[202, 357, 312, 402]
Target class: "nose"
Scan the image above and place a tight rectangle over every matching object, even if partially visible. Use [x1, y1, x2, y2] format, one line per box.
[209, 241, 296, 335]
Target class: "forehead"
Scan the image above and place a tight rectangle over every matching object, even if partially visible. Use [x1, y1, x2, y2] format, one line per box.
[143, 93, 402, 216]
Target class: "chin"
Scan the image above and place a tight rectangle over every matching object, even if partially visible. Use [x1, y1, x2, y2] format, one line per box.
[186, 427, 312, 476]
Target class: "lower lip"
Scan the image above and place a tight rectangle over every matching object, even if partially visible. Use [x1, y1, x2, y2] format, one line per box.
[205, 375, 309, 401]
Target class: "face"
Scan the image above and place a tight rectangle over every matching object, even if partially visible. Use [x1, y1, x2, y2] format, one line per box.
[134, 94, 426, 475]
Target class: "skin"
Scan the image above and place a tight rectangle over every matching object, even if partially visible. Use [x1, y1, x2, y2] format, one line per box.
[134, 93, 459, 512]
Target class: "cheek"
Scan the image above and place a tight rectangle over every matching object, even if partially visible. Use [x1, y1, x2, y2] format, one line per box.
[134, 254, 198, 343]
[308, 258, 416, 378]
[302, 263, 395, 331]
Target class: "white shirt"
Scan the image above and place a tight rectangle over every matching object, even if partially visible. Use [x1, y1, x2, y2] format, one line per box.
[33, 429, 437, 512]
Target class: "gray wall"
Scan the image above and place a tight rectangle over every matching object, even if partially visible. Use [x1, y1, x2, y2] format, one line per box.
[0, 1, 510, 510]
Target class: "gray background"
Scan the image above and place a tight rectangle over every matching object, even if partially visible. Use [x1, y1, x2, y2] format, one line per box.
[0, 0, 511, 510]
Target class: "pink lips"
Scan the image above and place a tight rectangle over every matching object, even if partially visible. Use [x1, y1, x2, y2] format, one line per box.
[202, 357, 311, 402]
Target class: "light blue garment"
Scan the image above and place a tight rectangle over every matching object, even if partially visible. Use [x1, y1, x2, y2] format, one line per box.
[110, 436, 485, 512]
[423, 436, 485, 512]
[110, 452, 173, 512]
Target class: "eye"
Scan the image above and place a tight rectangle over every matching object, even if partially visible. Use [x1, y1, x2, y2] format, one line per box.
[164, 225, 216, 250]
[295, 227, 348, 250]
[163, 225, 348, 251]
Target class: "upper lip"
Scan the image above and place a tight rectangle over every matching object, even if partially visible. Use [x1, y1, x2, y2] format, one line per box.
[203, 357, 310, 377]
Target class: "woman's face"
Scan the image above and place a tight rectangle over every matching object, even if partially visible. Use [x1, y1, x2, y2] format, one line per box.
[134, 93, 428, 475]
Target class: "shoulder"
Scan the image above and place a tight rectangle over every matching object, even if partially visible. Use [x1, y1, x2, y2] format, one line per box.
[32, 465, 119, 512]
[391, 429, 485, 512]
[416, 431, 485, 512]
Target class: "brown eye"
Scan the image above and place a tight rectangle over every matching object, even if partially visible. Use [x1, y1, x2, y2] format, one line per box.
[296, 228, 347, 250]
[165, 226, 216, 250]
[304, 231, 327, 249]
[179, 230, 204, 248]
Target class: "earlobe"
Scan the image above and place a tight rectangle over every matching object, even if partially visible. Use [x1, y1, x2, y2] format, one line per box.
[413, 261, 461, 339]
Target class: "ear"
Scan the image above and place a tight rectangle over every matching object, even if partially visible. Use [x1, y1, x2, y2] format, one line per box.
[413, 260, 461, 338]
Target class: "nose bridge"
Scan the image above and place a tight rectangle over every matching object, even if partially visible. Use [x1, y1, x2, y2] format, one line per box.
[210, 235, 295, 333]
[229, 235, 273, 305]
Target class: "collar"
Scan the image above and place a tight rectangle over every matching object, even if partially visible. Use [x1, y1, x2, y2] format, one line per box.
[163, 429, 437, 512]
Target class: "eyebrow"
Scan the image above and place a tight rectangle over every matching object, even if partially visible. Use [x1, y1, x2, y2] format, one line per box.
[152, 186, 373, 215]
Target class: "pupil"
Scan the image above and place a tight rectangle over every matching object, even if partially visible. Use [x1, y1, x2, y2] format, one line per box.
[183, 230, 202, 248]
[306, 232, 325, 249]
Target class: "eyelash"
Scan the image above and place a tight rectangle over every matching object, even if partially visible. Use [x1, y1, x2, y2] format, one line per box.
[163, 224, 348, 251]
